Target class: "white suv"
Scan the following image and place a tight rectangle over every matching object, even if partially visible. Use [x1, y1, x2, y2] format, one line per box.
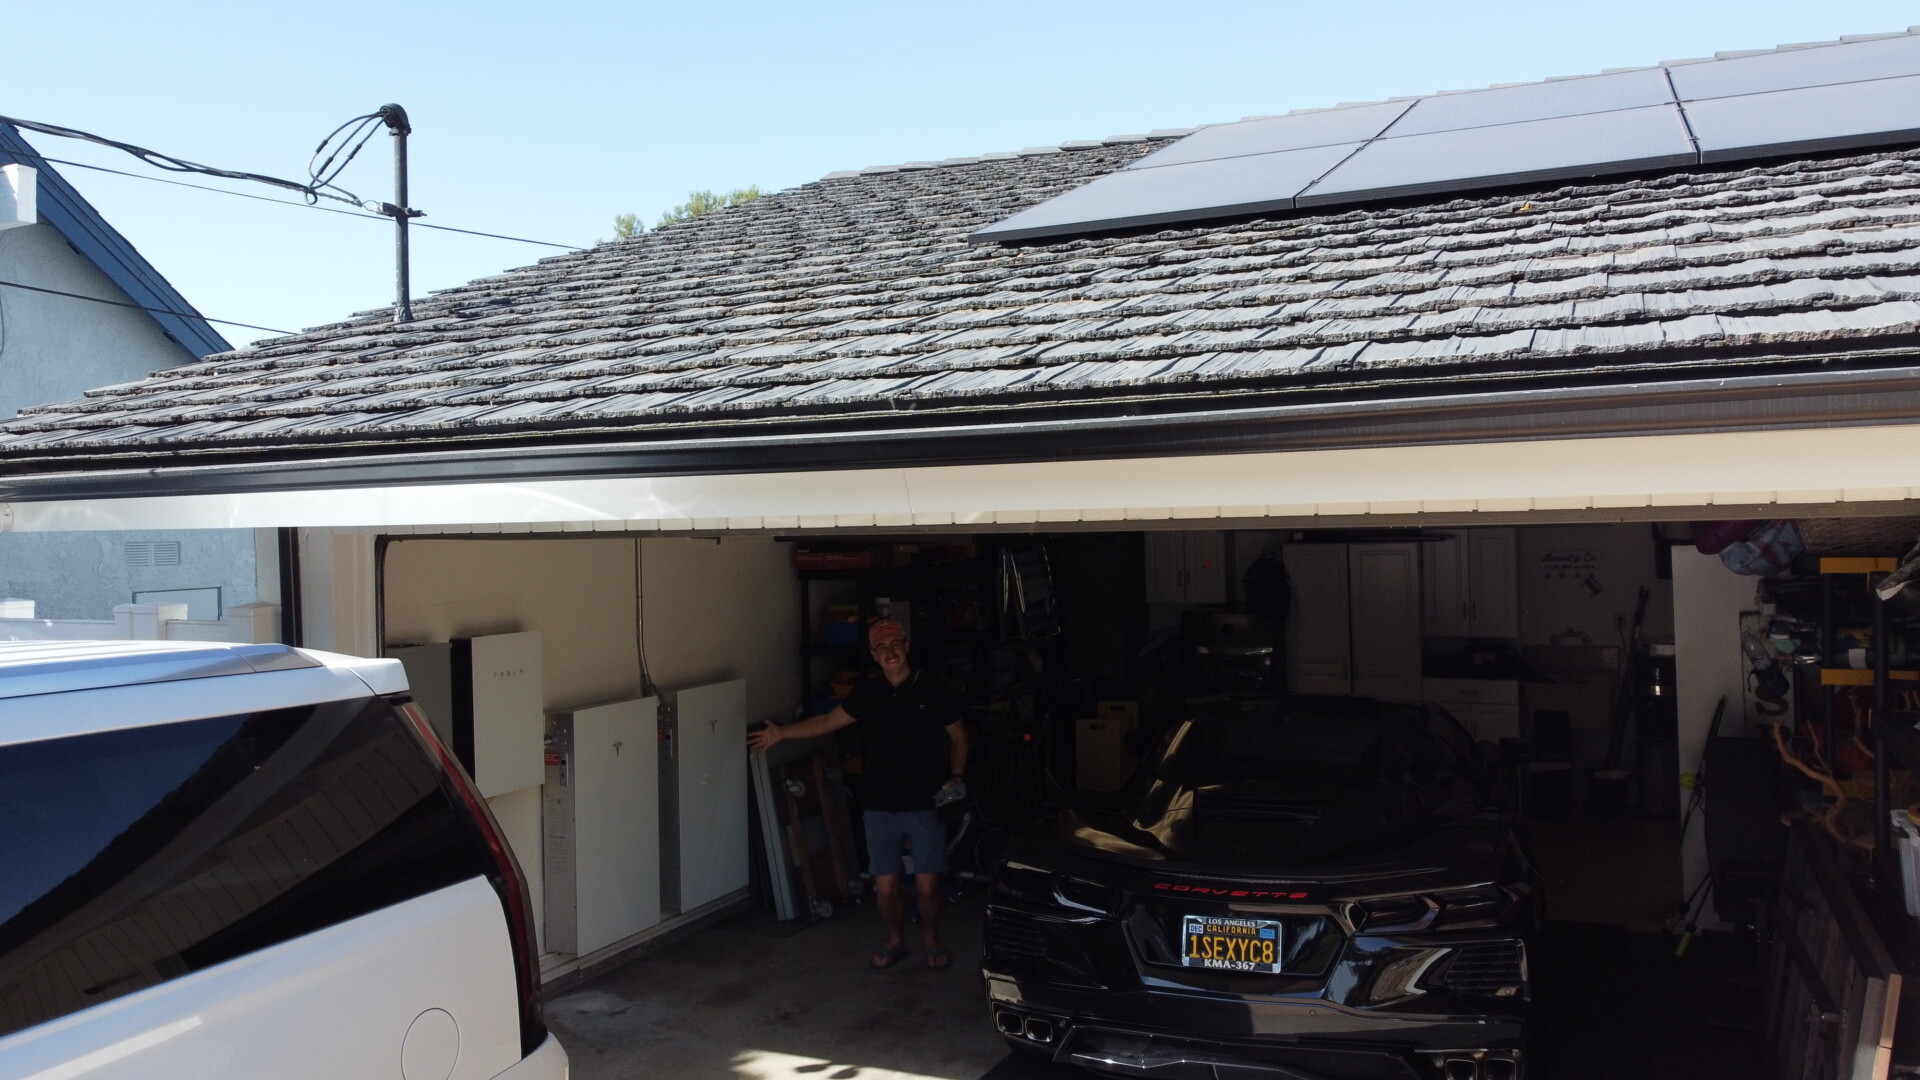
[0, 640, 567, 1080]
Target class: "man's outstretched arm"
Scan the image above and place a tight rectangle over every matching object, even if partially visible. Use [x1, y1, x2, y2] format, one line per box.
[747, 705, 856, 751]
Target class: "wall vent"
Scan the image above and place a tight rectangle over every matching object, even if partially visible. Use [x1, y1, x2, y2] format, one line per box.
[125, 540, 182, 568]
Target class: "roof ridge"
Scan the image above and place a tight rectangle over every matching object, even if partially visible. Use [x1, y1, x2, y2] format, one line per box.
[821, 130, 1193, 181]
[821, 25, 1920, 183]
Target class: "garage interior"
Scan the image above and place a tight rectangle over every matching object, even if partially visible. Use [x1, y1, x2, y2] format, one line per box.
[352, 511, 1920, 1079]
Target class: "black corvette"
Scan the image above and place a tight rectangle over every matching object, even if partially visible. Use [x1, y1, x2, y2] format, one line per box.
[982, 695, 1542, 1080]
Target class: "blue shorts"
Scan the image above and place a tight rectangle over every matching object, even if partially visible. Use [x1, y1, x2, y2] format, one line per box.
[863, 809, 949, 876]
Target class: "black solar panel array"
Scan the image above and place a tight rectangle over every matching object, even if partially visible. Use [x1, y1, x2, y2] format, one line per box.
[972, 33, 1920, 243]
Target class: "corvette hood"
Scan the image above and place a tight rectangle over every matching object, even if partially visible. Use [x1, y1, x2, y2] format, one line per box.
[1024, 796, 1510, 881]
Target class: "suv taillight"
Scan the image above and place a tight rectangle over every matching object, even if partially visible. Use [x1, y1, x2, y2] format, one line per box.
[396, 699, 546, 1057]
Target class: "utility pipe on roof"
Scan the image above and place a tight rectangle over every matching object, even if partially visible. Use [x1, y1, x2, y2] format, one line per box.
[378, 105, 419, 324]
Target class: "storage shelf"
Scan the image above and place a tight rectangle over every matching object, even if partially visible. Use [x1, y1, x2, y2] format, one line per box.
[1821, 668, 1920, 686]
[1818, 557, 1900, 575]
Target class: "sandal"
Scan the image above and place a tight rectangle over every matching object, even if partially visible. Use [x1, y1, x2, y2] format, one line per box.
[925, 946, 953, 970]
[869, 945, 910, 970]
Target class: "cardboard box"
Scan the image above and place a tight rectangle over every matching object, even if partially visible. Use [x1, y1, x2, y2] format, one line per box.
[1078, 701, 1140, 792]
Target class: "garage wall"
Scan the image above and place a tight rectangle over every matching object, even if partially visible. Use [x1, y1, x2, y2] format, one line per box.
[1673, 548, 1762, 931]
[1517, 524, 1675, 649]
[381, 537, 642, 711]
[638, 536, 799, 726]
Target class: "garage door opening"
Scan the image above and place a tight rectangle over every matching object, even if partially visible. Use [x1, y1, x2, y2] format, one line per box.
[366, 514, 1920, 1080]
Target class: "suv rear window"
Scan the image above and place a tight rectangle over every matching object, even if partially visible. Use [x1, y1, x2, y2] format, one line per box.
[0, 696, 490, 1038]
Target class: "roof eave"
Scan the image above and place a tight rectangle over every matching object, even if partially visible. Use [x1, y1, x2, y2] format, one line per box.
[2, 355, 1916, 503]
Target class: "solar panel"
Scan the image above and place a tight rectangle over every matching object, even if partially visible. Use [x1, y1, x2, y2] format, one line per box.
[1126, 101, 1412, 170]
[1686, 74, 1920, 162]
[1668, 34, 1920, 100]
[1300, 105, 1696, 206]
[972, 143, 1360, 243]
[1389, 68, 1674, 137]
[968, 33, 1920, 244]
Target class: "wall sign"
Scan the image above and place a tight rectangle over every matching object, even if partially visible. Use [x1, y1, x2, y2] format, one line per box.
[1537, 550, 1601, 579]
[1538, 549, 1604, 596]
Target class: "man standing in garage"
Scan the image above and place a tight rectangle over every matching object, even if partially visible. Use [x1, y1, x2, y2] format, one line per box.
[748, 618, 968, 970]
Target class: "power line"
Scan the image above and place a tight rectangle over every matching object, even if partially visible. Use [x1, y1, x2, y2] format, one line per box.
[0, 113, 372, 210]
[0, 279, 293, 336]
[1, 146, 584, 250]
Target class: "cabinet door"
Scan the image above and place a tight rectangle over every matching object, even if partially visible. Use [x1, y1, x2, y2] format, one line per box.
[1350, 543, 1423, 702]
[1184, 531, 1227, 604]
[1283, 545, 1352, 695]
[1466, 528, 1519, 638]
[1143, 531, 1186, 604]
[1422, 535, 1470, 637]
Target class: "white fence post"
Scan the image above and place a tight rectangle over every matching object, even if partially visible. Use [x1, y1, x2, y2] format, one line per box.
[113, 603, 188, 640]
[230, 602, 280, 644]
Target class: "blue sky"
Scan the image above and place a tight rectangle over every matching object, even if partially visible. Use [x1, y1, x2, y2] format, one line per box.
[7, 1, 1918, 346]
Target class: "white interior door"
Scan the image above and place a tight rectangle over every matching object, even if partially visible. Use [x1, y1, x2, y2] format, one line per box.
[574, 697, 661, 954]
[1283, 545, 1352, 695]
[675, 679, 749, 911]
[1422, 535, 1470, 637]
[1350, 543, 1423, 702]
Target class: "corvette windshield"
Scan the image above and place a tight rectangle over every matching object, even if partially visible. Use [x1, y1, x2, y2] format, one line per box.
[1185, 721, 1383, 787]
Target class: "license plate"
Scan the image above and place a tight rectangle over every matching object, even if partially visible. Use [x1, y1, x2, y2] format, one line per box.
[1181, 915, 1283, 973]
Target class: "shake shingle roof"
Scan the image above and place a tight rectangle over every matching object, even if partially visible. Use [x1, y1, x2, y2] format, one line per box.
[7, 136, 1920, 463]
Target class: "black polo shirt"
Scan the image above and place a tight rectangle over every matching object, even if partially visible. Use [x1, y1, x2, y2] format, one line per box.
[842, 670, 958, 812]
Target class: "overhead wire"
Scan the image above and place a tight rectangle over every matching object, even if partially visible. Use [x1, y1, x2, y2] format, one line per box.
[0, 279, 293, 336]
[0, 113, 373, 210]
[307, 112, 386, 199]
[0, 124, 584, 250]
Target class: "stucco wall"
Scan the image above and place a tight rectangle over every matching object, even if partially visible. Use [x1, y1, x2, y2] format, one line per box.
[0, 528, 257, 620]
[0, 222, 194, 418]
[0, 219, 246, 619]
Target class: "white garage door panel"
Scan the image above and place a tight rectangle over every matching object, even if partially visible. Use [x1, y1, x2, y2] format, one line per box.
[675, 680, 749, 911]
